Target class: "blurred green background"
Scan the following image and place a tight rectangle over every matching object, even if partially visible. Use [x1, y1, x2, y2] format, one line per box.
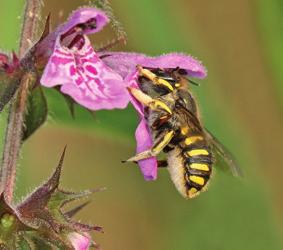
[1, 0, 283, 249]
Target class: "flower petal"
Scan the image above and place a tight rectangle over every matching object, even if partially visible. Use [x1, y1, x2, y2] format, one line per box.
[125, 71, 145, 116]
[135, 119, 158, 180]
[60, 7, 109, 35]
[100, 52, 207, 79]
[41, 37, 130, 110]
[36, 7, 109, 65]
[126, 74, 157, 180]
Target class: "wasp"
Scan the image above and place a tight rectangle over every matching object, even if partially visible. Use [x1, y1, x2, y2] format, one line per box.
[126, 66, 242, 199]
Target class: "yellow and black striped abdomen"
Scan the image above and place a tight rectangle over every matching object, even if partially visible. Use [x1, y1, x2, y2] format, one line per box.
[166, 133, 213, 199]
[181, 134, 213, 198]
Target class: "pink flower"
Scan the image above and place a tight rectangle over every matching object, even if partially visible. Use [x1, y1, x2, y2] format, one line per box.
[68, 232, 91, 250]
[40, 8, 129, 110]
[38, 7, 207, 181]
[101, 52, 207, 180]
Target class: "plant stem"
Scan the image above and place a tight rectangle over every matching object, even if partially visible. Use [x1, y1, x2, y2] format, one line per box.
[19, 0, 42, 57]
[0, 0, 42, 202]
[0, 74, 33, 202]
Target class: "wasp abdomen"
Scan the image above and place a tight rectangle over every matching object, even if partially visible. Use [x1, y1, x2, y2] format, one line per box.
[181, 134, 213, 198]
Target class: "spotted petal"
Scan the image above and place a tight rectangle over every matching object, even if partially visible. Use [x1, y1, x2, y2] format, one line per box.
[40, 8, 130, 110]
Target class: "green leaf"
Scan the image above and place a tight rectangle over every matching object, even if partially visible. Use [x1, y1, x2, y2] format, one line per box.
[0, 70, 22, 112]
[53, 87, 76, 118]
[62, 93, 75, 119]
[23, 86, 48, 140]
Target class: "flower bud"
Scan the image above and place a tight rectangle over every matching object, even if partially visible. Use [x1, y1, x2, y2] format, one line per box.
[68, 232, 91, 250]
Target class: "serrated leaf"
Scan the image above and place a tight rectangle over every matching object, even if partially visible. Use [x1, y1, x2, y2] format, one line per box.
[0, 70, 22, 112]
[23, 86, 48, 140]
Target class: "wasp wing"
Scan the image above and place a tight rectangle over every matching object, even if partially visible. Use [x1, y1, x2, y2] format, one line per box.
[204, 129, 243, 177]
[177, 105, 242, 177]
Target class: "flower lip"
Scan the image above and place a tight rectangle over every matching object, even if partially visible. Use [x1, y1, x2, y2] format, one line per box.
[40, 7, 130, 111]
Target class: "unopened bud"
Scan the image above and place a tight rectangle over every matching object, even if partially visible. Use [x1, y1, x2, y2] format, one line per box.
[68, 232, 91, 250]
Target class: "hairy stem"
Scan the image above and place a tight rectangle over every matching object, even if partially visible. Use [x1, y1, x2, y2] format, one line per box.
[19, 0, 42, 57]
[0, 0, 42, 202]
[0, 74, 33, 201]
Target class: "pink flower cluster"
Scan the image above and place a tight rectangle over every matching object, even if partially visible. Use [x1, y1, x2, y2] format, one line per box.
[40, 7, 207, 182]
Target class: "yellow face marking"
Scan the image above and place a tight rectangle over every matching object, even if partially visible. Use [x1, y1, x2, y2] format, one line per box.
[190, 163, 210, 172]
[150, 100, 172, 114]
[175, 83, 181, 88]
[189, 175, 205, 186]
[187, 149, 209, 157]
[184, 136, 203, 146]
[188, 187, 199, 197]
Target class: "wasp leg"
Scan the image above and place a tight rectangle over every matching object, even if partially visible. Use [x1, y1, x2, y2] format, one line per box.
[137, 65, 174, 92]
[152, 114, 171, 129]
[158, 160, 168, 168]
[128, 87, 172, 114]
[125, 130, 174, 162]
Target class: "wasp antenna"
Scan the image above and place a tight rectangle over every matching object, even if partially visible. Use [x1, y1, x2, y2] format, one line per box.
[121, 159, 138, 164]
[188, 79, 200, 86]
